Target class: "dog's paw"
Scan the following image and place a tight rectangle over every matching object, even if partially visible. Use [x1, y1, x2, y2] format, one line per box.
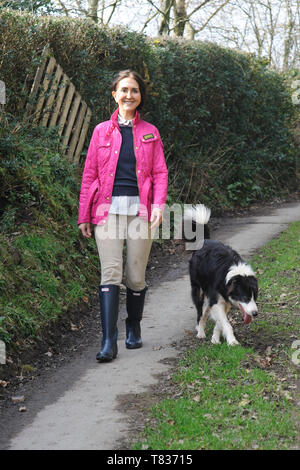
[228, 339, 240, 346]
[211, 336, 221, 344]
[196, 332, 206, 339]
[196, 326, 206, 339]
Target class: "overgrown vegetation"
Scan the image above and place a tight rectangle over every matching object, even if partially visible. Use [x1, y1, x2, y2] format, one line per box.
[0, 8, 298, 211]
[0, 113, 100, 347]
[134, 222, 300, 450]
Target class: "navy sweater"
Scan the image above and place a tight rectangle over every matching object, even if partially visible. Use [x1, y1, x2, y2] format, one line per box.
[112, 126, 139, 196]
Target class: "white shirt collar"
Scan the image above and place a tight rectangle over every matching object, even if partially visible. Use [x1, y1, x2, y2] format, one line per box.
[118, 114, 133, 127]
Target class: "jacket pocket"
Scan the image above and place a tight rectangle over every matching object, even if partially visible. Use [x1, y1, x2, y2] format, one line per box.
[97, 138, 112, 166]
[87, 179, 100, 205]
[140, 174, 153, 203]
[141, 135, 159, 146]
[140, 136, 159, 168]
[90, 179, 101, 218]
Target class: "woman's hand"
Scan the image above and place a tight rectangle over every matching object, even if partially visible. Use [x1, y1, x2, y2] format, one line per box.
[79, 223, 93, 238]
[150, 207, 163, 230]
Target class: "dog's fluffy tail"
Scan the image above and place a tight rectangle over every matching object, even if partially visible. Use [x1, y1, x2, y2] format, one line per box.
[184, 204, 211, 240]
[184, 204, 211, 225]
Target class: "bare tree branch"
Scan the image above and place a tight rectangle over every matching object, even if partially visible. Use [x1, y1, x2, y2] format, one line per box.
[146, 0, 170, 16]
[55, 0, 300, 69]
[158, 0, 174, 35]
[105, 0, 122, 25]
[141, 9, 160, 33]
[167, 0, 230, 37]
[192, 0, 231, 34]
[57, 0, 71, 15]
[186, 0, 214, 20]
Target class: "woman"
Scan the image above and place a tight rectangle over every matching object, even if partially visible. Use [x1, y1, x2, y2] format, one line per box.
[78, 70, 168, 363]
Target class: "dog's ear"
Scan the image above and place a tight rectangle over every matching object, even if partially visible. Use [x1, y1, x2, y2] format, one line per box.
[227, 279, 235, 294]
[249, 276, 258, 299]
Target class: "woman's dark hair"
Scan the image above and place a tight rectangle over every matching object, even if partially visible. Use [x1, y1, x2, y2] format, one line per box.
[111, 69, 146, 110]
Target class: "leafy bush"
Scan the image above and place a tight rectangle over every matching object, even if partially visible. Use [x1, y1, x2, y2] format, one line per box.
[0, 8, 297, 209]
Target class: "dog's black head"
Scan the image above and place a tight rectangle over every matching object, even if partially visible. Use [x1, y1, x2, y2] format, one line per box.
[227, 275, 258, 324]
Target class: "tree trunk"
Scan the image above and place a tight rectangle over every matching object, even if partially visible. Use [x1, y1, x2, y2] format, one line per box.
[282, 0, 295, 71]
[88, 0, 99, 23]
[158, 0, 173, 35]
[186, 21, 196, 40]
[174, 0, 187, 37]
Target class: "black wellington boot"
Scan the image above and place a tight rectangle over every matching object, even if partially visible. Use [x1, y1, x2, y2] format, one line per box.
[125, 286, 147, 349]
[96, 284, 120, 362]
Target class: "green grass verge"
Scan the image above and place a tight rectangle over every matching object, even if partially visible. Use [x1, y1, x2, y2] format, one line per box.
[0, 115, 100, 349]
[251, 221, 300, 339]
[0, 228, 99, 347]
[134, 221, 300, 450]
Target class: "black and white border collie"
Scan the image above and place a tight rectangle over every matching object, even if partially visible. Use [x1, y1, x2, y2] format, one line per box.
[186, 205, 258, 346]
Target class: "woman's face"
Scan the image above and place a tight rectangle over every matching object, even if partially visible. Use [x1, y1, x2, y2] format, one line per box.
[112, 76, 141, 119]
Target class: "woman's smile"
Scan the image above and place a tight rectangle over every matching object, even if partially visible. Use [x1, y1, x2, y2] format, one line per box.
[112, 77, 141, 120]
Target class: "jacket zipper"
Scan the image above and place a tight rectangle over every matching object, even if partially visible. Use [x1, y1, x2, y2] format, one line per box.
[132, 125, 142, 216]
[132, 126, 139, 182]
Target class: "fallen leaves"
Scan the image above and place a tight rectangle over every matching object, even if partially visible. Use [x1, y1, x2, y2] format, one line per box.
[281, 390, 294, 402]
[11, 395, 25, 403]
[11, 395, 27, 412]
[253, 350, 273, 368]
[265, 346, 272, 356]
[239, 398, 250, 407]
[70, 320, 83, 331]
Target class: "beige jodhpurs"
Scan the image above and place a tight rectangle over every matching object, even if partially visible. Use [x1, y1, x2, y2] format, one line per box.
[94, 214, 153, 291]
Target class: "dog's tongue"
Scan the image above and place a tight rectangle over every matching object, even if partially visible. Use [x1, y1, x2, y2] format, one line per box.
[243, 312, 253, 325]
[239, 304, 253, 324]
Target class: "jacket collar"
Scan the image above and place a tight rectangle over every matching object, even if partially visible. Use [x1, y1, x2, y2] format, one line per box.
[107, 107, 140, 135]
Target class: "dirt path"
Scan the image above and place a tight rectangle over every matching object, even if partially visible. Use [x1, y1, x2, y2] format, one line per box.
[1, 201, 299, 450]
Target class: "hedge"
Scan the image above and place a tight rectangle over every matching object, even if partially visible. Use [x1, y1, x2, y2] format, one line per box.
[0, 8, 297, 210]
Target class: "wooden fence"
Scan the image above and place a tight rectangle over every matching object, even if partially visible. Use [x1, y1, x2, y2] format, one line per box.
[23, 47, 91, 164]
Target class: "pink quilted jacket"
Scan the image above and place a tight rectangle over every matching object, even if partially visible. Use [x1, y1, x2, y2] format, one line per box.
[78, 108, 168, 226]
